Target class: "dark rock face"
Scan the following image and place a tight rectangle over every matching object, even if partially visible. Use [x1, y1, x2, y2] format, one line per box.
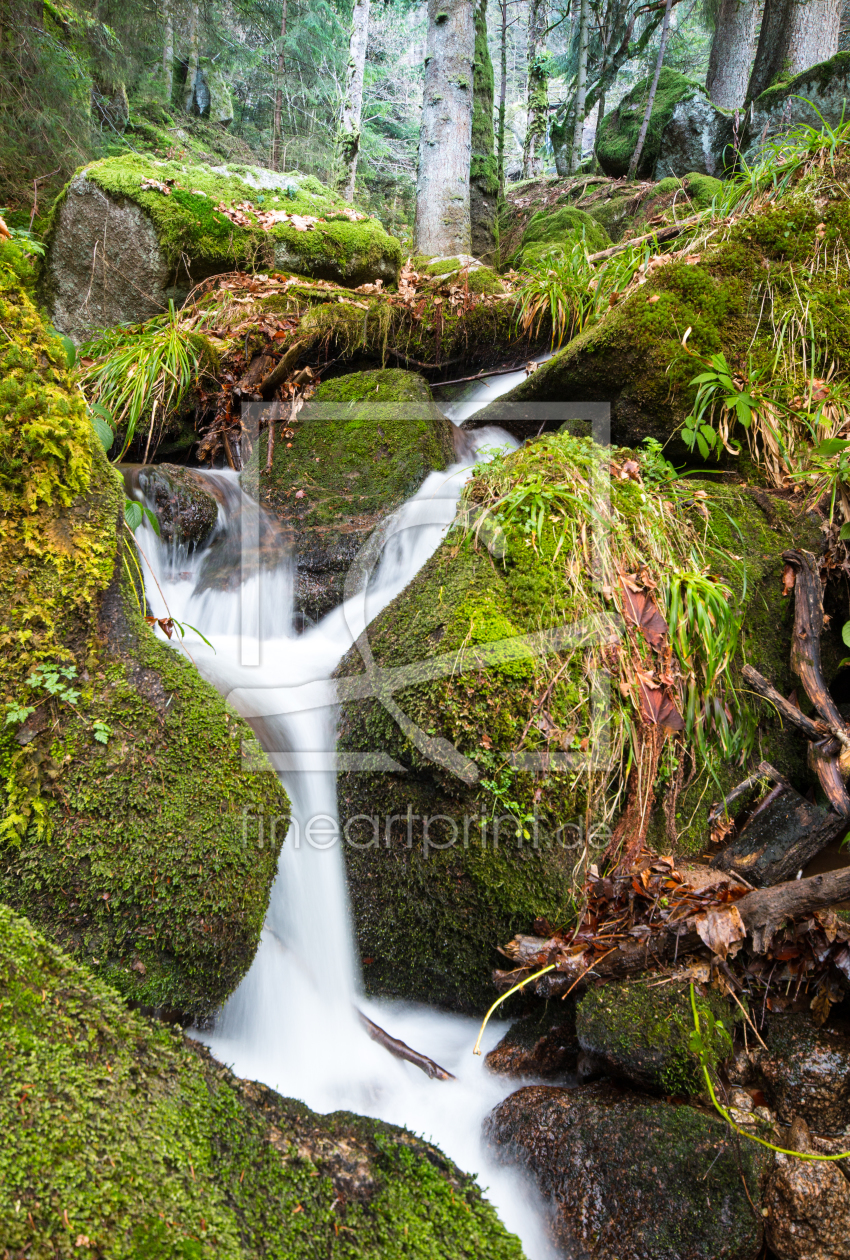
[137, 463, 219, 550]
[757, 1014, 850, 1135]
[484, 1082, 766, 1260]
[485, 1006, 580, 1080]
[763, 1117, 850, 1260]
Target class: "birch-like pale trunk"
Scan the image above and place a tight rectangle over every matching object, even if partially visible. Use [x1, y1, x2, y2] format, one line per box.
[571, 0, 589, 173]
[414, 0, 475, 256]
[163, 1, 174, 102]
[336, 0, 371, 201]
[747, 0, 842, 102]
[627, 0, 674, 180]
[183, 1, 199, 113]
[272, 0, 288, 172]
[521, 0, 548, 178]
[706, 0, 757, 107]
[498, 0, 508, 194]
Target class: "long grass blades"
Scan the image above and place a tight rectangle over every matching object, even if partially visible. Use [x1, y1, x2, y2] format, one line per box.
[80, 301, 209, 461]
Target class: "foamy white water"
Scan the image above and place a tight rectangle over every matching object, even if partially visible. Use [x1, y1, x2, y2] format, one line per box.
[133, 395, 555, 1257]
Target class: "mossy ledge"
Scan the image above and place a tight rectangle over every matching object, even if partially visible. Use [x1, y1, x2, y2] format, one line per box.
[0, 239, 289, 1020]
[0, 901, 526, 1259]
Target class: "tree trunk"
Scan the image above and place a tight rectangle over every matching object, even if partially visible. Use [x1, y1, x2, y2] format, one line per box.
[706, 0, 758, 107]
[336, 0, 370, 201]
[747, 0, 842, 103]
[521, 0, 548, 178]
[414, 0, 475, 257]
[471, 0, 498, 259]
[592, 91, 605, 172]
[627, 0, 674, 181]
[183, 1, 199, 114]
[571, 0, 590, 173]
[497, 0, 508, 195]
[163, 0, 174, 104]
[272, 0, 288, 172]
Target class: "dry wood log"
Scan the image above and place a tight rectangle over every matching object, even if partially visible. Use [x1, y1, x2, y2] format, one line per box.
[357, 1009, 455, 1081]
[736, 866, 850, 936]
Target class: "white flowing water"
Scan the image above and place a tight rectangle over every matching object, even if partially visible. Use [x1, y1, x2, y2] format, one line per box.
[135, 391, 555, 1258]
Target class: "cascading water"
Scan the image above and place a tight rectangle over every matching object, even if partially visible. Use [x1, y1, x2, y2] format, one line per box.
[135, 399, 555, 1258]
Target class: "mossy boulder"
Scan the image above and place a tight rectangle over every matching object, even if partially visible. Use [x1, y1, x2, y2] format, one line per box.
[655, 94, 734, 179]
[576, 980, 734, 1095]
[597, 69, 707, 180]
[0, 901, 526, 1259]
[484, 1082, 767, 1259]
[332, 433, 820, 1011]
[515, 205, 610, 267]
[0, 240, 289, 1021]
[243, 369, 455, 621]
[41, 154, 403, 339]
[472, 165, 850, 451]
[745, 51, 850, 161]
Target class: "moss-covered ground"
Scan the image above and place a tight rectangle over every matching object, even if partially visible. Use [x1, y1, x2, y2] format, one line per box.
[45, 153, 402, 287]
[514, 205, 610, 267]
[0, 901, 526, 1260]
[332, 432, 820, 1010]
[0, 239, 289, 1020]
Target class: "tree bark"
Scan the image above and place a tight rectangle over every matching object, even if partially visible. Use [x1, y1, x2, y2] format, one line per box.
[747, 0, 842, 103]
[415, 0, 475, 257]
[272, 0, 288, 173]
[336, 0, 370, 201]
[163, 0, 174, 104]
[471, 0, 498, 259]
[706, 0, 758, 107]
[571, 0, 590, 173]
[627, 0, 674, 180]
[183, 1, 199, 114]
[521, 0, 548, 178]
[497, 0, 508, 194]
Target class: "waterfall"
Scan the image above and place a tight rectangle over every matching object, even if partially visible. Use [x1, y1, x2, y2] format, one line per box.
[134, 403, 555, 1258]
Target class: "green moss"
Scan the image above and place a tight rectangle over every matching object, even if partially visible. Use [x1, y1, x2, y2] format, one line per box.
[751, 49, 850, 110]
[246, 369, 454, 531]
[597, 69, 706, 179]
[333, 435, 823, 1009]
[48, 154, 402, 286]
[576, 980, 734, 1095]
[516, 205, 610, 265]
[467, 266, 505, 294]
[0, 252, 289, 1019]
[0, 902, 526, 1259]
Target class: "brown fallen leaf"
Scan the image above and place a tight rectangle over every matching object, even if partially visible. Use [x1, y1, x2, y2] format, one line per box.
[620, 581, 669, 650]
[693, 904, 745, 959]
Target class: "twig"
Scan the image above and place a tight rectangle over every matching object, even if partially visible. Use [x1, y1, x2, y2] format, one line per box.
[357, 1009, 455, 1081]
[430, 362, 535, 389]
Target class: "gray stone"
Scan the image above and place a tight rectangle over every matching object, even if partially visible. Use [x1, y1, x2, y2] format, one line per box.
[744, 52, 850, 164]
[656, 94, 735, 179]
[764, 1116, 850, 1260]
[197, 58, 234, 127]
[134, 464, 219, 551]
[755, 1013, 850, 1136]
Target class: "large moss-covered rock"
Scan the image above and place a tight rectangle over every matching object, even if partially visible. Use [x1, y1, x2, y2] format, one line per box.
[0, 241, 289, 1021]
[471, 164, 850, 449]
[484, 1082, 766, 1259]
[597, 69, 707, 179]
[41, 154, 403, 339]
[332, 433, 819, 1011]
[576, 980, 734, 1095]
[745, 52, 850, 162]
[244, 369, 455, 621]
[515, 205, 610, 267]
[0, 901, 525, 1260]
[656, 94, 733, 179]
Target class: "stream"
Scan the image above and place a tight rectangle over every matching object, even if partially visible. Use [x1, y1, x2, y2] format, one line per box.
[135, 378, 556, 1258]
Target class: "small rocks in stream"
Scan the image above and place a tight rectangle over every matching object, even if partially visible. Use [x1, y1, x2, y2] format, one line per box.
[763, 1116, 850, 1260]
[484, 1082, 767, 1260]
[485, 1006, 580, 1080]
[755, 1014, 850, 1136]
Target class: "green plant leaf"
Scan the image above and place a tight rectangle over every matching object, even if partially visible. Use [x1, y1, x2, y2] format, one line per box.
[124, 500, 144, 532]
[842, 621, 850, 650]
[58, 334, 76, 369]
[91, 414, 114, 453]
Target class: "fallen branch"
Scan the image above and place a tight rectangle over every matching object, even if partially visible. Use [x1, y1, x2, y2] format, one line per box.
[586, 213, 704, 262]
[357, 1009, 455, 1081]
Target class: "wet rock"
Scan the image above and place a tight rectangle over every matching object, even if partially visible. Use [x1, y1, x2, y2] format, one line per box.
[136, 463, 219, 550]
[485, 1006, 580, 1080]
[763, 1116, 850, 1260]
[484, 1082, 767, 1259]
[757, 1014, 850, 1135]
[575, 979, 734, 1095]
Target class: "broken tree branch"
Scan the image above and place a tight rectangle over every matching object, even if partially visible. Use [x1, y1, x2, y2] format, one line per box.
[357, 1009, 456, 1081]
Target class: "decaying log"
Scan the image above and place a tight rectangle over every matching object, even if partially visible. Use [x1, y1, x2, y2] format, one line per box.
[357, 1009, 456, 1081]
[586, 214, 704, 263]
[258, 338, 309, 397]
[234, 353, 277, 400]
[713, 782, 847, 886]
[494, 866, 850, 996]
